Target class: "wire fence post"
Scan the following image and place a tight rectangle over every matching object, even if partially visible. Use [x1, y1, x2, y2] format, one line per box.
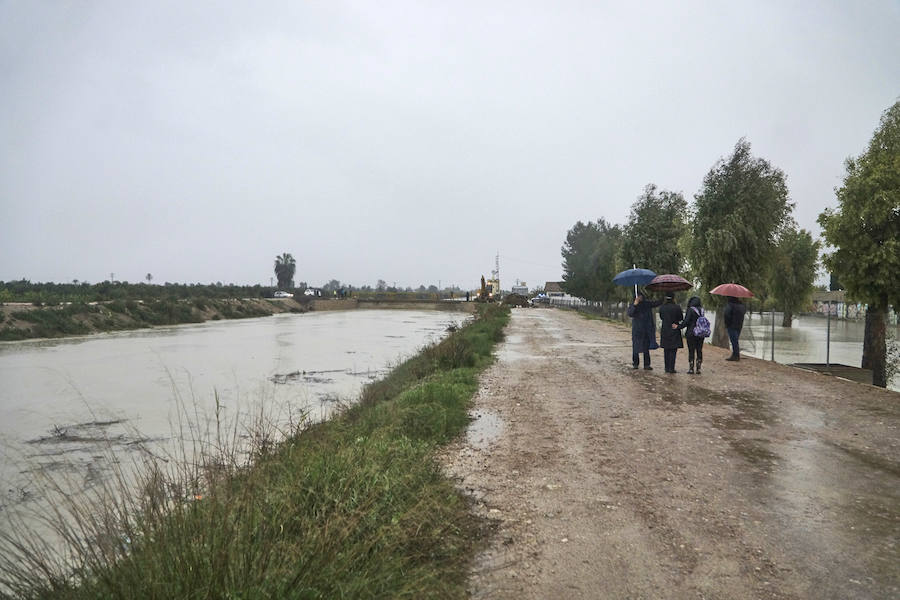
[770, 308, 775, 361]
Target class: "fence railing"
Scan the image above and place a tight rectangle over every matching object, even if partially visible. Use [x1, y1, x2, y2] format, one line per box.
[536, 297, 630, 322]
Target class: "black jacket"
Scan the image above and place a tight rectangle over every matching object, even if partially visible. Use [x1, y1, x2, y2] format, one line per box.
[658, 301, 684, 349]
[627, 298, 661, 352]
[678, 296, 703, 339]
[723, 298, 747, 332]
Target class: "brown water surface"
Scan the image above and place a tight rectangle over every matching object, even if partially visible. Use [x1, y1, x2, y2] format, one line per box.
[0, 310, 468, 514]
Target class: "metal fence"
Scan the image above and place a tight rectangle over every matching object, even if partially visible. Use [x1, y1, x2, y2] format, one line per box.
[536, 297, 630, 322]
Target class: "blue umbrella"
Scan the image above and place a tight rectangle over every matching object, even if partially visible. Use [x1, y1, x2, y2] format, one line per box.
[612, 267, 657, 287]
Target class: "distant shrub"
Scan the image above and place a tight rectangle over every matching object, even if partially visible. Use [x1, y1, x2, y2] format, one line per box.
[108, 300, 128, 314]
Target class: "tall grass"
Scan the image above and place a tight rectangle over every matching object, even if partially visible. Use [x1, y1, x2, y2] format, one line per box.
[0, 305, 509, 599]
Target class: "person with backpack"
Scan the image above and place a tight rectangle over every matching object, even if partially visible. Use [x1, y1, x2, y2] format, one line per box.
[658, 292, 684, 373]
[677, 296, 709, 374]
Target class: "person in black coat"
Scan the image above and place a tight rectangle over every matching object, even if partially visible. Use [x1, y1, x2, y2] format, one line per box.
[723, 296, 747, 361]
[677, 295, 704, 374]
[658, 292, 684, 373]
[627, 290, 661, 370]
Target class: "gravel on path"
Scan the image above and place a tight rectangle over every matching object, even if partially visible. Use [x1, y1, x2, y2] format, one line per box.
[441, 308, 900, 600]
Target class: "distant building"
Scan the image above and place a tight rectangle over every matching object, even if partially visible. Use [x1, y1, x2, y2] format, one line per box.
[511, 283, 528, 296]
[544, 281, 565, 297]
[811, 290, 862, 319]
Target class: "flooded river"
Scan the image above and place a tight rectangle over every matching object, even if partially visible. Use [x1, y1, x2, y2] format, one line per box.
[0, 310, 468, 516]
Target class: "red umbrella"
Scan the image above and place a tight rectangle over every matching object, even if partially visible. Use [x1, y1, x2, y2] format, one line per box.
[710, 283, 754, 298]
[646, 274, 692, 292]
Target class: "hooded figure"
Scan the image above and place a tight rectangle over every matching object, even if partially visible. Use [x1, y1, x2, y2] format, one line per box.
[678, 296, 705, 374]
[626, 290, 661, 369]
[658, 292, 684, 373]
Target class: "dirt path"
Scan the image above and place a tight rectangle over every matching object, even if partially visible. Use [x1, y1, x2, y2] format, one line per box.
[441, 308, 900, 599]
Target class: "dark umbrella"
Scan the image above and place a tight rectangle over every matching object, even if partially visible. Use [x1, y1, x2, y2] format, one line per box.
[645, 274, 692, 292]
[710, 283, 754, 298]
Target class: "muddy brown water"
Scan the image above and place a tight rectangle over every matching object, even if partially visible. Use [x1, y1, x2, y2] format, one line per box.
[0, 310, 468, 516]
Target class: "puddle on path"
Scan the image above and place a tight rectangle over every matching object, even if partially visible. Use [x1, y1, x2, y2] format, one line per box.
[467, 409, 503, 450]
[494, 333, 544, 362]
[635, 374, 774, 431]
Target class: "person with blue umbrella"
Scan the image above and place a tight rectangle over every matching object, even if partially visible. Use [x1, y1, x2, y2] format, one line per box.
[627, 288, 661, 369]
[614, 267, 660, 370]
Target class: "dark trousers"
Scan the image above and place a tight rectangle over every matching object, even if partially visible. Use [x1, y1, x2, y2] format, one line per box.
[686, 337, 703, 362]
[632, 350, 650, 367]
[727, 328, 741, 356]
[664, 348, 677, 372]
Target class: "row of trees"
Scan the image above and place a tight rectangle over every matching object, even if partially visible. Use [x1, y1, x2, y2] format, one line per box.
[562, 140, 818, 321]
[562, 99, 898, 387]
[0, 280, 275, 304]
[274, 254, 465, 296]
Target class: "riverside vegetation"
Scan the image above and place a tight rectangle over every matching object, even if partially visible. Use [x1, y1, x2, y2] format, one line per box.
[0, 304, 510, 599]
[0, 298, 297, 341]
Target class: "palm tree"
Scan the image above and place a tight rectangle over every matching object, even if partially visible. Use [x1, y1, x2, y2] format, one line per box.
[274, 253, 296, 290]
[146, 273, 153, 284]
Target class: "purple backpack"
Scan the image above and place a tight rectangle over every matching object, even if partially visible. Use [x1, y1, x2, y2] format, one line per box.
[692, 307, 711, 338]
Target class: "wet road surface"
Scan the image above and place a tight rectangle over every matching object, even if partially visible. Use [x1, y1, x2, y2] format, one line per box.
[443, 308, 900, 599]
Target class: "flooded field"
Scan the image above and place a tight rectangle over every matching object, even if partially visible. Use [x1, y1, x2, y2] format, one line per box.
[717, 311, 900, 391]
[0, 310, 468, 517]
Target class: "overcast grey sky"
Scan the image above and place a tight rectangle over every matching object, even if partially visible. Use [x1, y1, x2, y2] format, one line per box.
[2, 1, 898, 290]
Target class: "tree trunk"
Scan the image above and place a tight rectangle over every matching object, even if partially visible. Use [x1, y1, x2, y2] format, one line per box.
[782, 310, 793, 328]
[712, 309, 729, 349]
[862, 305, 887, 388]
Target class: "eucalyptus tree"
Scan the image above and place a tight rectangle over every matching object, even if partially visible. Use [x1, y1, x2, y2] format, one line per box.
[620, 184, 688, 275]
[690, 139, 793, 347]
[819, 100, 900, 388]
[769, 223, 820, 327]
[561, 218, 623, 301]
[274, 253, 296, 290]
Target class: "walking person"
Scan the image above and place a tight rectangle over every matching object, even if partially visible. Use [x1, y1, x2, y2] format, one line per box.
[723, 296, 747, 361]
[678, 296, 707, 374]
[659, 292, 684, 373]
[627, 290, 661, 370]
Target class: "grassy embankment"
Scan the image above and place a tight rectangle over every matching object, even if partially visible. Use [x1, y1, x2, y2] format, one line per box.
[0, 298, 299, 341]
[1, 305, 509, 599]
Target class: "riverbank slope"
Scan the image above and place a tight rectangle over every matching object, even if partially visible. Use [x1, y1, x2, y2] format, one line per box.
[0, 297, 477, 341]
[443, 308, 899, 599]
[0, 297, 309, 341]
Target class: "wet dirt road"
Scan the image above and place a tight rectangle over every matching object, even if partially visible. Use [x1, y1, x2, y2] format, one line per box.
[441, 308, 900, 599]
